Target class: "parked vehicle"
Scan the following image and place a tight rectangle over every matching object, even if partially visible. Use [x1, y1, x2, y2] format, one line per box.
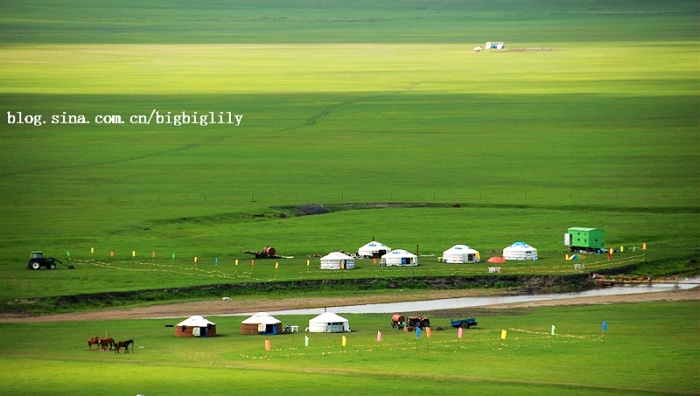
[391, 313, 430, 330]
[450, 317, 478, 329]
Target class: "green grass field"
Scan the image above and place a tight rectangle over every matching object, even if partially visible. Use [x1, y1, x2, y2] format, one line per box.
[0, 301, 698, 395]
[0, 1, 699, 394]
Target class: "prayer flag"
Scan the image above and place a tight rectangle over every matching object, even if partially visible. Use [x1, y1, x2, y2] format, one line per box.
[377, 331, 382, 342]
[458, 327, 463, 339]
[342, 336, 347, 347]
[602, 321, 607, 331]
[416, 327, 421, 338]
[91, 247, 94, 254]
[265, 339, 271, 351]
[305, 336, 309, 347]
[551, 325, 556, 336]
[501, 330, 507, 340]
[132, 250, 136, 257]
[275, 262, 279, 269]
[426, 327, 431, 338]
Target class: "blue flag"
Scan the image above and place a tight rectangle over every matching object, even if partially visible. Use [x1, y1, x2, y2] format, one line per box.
[416, 327, 421, 338]
[602, 321, 607, 331]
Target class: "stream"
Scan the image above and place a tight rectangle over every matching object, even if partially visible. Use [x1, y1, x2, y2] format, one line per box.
[229, 278, 699, 316]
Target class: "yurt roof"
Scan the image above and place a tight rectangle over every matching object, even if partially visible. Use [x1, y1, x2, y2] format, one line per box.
[443, 245, 478, 254]
[505, 242, 535, 250]
[359, 241, 391, 251]
[321, 251, 354, 260]
[310, 312, 348, 323]
[382, 249, 416, 258]
[241, 312, 281, 325]
[176, 315, 215, 327]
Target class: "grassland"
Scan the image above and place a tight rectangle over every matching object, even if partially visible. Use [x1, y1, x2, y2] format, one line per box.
[0, 301, 698, 395]
[0, 1, 698, 394]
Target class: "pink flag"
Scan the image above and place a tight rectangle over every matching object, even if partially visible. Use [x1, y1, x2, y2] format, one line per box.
[377, 331, 382, 342]
[458, 327, 463, 339]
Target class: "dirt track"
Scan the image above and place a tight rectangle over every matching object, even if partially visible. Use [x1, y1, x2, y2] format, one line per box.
[2, 287, 697, 323]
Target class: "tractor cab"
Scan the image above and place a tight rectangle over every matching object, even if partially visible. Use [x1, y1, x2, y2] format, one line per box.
[30, 251, 44, 260]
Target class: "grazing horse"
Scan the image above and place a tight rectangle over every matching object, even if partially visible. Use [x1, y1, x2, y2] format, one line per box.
[99, 337, 115, 351]
[114, 339, 133, 354]
[87, 336, 101, 351]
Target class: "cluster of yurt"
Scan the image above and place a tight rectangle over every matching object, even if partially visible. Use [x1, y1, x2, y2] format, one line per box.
[237, 311, 350, 336]
[356, 240, 419, 267]
[175, 315, 217, 337]
[240, 312, 283, 335]
[321, 239, 538, 269]
[319, 251, 355, 270]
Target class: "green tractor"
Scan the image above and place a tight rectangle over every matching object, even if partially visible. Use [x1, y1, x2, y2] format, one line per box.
[27, 251, 74, 270]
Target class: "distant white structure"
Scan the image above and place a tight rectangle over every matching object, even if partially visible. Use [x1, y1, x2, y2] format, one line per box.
[474, 46, 482, 52]
[320, 251, 355, 270]
[442, 245, 480, 264]
[381, 249, 418, 266]
[308, 312, 350, 333]
[357, 241, 391, 258]
[503, 242, 538, 261]
[485, 41, 505, 50]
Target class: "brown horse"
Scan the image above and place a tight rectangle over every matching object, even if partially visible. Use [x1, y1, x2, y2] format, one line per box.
[99, 337, 115, 351]
[87, 336, 100, 351]
[114, 339, 133, 354]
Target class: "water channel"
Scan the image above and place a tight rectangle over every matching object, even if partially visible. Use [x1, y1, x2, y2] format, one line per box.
[229, 278, 699, 317]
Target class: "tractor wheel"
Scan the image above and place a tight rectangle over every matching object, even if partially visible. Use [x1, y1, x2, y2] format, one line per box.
[28, 260, 42, 270]
[48, 262, 57, 270]
[460, 322, 470, 329]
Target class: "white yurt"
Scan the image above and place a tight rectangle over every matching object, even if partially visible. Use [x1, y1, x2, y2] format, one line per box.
[308, 312, 350, 333]
[442, 245, 480, 263]
[503, 242, 538, 261]
[381, 249, 418, 266]
[357, 241, 392, 258]
[175, 315, 217, 338]
[240, 312, 283, 335]
[319, 251, 355, 270]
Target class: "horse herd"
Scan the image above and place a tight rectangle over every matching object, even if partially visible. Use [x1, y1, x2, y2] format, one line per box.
[87, 336, 133, 354]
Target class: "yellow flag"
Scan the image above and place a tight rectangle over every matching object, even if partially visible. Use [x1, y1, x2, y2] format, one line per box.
[342, 335, 347, 347]
[501, 330, 507, 340]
